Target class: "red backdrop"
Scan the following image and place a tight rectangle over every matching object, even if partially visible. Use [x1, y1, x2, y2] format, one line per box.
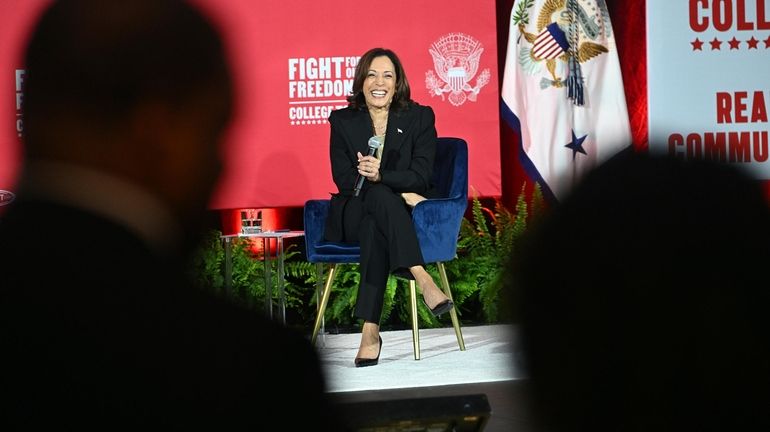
[0, 0, 501, 212]
[1, 1, 659, 229]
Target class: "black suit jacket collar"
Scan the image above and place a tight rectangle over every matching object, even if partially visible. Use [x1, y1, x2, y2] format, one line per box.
[346, 105, 416, 166]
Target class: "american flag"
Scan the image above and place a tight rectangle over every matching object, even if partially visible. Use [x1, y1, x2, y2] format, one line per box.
[532, 23, 569, 60]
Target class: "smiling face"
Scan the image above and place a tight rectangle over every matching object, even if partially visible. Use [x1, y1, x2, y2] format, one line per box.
[362, 55, 396, 110]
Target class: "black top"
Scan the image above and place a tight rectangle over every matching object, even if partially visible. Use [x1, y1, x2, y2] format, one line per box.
[328, 103, 437, 197]
[323, 103, 438, 242]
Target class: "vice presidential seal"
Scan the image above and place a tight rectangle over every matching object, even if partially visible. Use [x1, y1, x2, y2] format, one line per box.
[425, 33, 490, 107]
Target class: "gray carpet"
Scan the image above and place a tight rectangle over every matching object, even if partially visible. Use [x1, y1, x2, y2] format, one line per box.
[316, 324, 525, 393]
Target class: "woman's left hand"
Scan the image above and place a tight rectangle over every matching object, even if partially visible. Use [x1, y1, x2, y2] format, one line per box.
[401, 192, 426, 207]
[357, 152, 381, 182]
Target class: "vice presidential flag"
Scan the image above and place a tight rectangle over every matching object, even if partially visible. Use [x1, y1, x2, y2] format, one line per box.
[501, 0, 632, 201]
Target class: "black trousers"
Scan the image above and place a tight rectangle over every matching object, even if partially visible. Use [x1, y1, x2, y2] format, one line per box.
[340, 184, 425, 323]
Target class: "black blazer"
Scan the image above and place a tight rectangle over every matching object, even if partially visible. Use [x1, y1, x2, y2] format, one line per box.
[324, 103, 437, 242]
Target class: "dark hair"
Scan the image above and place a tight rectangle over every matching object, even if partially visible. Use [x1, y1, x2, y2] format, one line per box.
[22, 0, 232, 152]
[346, 47, 412, 112]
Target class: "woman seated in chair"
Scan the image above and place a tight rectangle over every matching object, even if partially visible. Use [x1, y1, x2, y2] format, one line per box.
[324, 47, 453, 367]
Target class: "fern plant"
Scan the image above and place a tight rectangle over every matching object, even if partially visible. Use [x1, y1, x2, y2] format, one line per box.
[188, 230, 307, 314]
[189, 183, 543, 329]
[283, 262, 402, 330]
[450, 183, 543, 322]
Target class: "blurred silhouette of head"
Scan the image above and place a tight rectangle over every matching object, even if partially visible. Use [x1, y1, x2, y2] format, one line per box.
[22, 0, 233, 239]
[509, 150, 770, 431]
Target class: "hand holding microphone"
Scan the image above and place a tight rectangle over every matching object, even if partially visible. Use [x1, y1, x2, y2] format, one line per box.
[354, 135, 383, 197]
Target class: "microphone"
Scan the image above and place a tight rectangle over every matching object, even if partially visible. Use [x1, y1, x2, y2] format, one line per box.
[353, 135, 383, 197]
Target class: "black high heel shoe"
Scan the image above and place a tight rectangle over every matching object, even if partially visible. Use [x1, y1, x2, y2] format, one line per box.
[354, 336, 382, 368]
[424, 298, 454, 316]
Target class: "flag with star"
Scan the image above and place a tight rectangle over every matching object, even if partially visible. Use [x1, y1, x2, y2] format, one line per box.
[501, 0, 632, 201]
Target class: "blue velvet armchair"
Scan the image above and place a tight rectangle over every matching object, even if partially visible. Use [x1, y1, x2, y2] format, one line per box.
[303, 137, 468, 360]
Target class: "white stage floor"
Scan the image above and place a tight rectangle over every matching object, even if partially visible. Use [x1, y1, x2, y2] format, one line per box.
[316, 324, 535, 431]
[317, 323, 525, 392]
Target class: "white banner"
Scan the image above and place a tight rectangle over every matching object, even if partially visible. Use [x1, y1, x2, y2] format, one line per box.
[648, 0, 770, 177]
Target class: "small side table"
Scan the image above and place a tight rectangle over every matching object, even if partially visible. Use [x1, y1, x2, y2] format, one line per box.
[221, 230, 305, 324]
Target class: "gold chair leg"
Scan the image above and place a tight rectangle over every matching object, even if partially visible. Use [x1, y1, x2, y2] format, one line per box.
[315, 263, 325, 338]
[315, 263, 323, 314]
[438, 262, 465, 351]
[409, 279, 420, 360]
[311, 264, 337, 346]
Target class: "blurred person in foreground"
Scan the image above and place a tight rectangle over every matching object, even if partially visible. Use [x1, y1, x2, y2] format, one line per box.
[0, 0, 341, 429]
[507, 150, 770, 431]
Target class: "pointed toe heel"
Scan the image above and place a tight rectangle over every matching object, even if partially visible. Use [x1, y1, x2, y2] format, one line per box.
[354, 336, 383, 368]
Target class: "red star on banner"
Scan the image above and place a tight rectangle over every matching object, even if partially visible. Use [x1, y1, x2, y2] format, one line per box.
[691, 38, 704, 50]
[710, 37, 722, 50]
[747, 36, 759, 49]
[728, 37, 741, 49]
[765, 35, 770, 48]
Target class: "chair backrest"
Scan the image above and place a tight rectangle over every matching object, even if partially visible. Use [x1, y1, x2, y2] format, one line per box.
[413, 137, 468, 264]
[431, 137, 468, 201]
[303, 199, 330, 262]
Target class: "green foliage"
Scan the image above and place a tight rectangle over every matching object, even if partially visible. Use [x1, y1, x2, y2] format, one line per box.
[284, 262, 400, 329]
[188, 183, 544, 329]
[189, 229, 226, 295]
[323, 264, 361, 326]
[451, 183, 543, 322]
[188, 230, 307, 313]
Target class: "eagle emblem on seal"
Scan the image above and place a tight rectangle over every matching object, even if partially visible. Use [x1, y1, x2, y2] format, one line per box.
[514, 0, 610, 100]
[425, 33, 490, 107]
